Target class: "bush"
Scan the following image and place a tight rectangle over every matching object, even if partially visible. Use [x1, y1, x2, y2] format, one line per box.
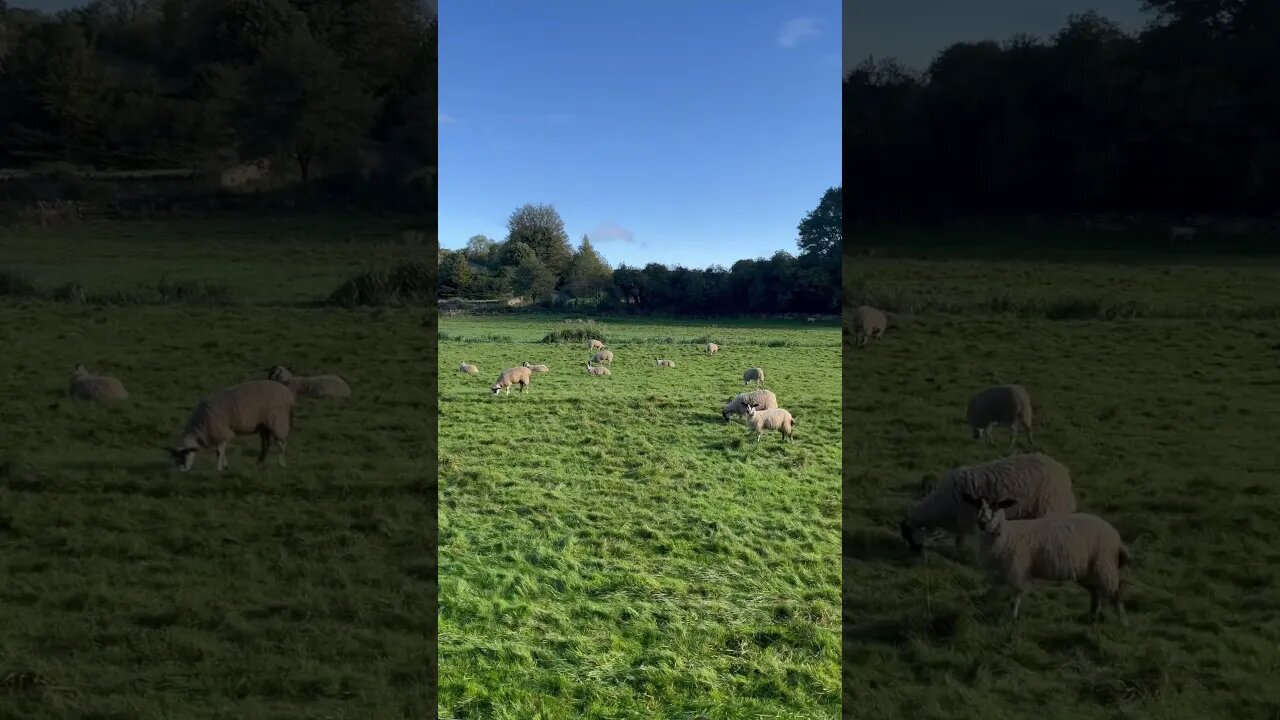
[330, 262, 434, 307]
[540, 327, 609, 344]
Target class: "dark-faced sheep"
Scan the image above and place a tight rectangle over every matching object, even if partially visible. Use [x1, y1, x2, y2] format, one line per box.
[967, 384, 1034, 450]
[168, 380, 295, 472]
[69, 364, 129, 404]
[492, 366, 533, 395]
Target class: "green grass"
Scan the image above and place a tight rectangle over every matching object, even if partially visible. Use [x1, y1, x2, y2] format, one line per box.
[438, 314, 841, 719]
[0, 218, 435, 718]
[843, 255, 1280, 719]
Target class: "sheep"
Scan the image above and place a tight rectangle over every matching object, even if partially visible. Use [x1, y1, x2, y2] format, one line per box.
[706, 343, 719, 354]
[899, 452, 1076, 560]
[742, 367, 765, 387]
[721, 389, 778, 422]
[592, 350, 614, 366]
[491, 366, 532, 395]
[967, 384, 1034, 450]
[744, 402, 795, 442]
[1170, 225, 1196, 242]
[585, 362, 611, 377]
[961, 493, 1130, 623]
[851, 305, 888, 348]
[807, 316, 816, 323]
[68, 364, 129, 404]
[587, 339, 605, 350]
[459, 362, 479, 375]
[521, 362, 550, 373]
[167, 380, 295, 472]
[267, 365, 351, 399]
[655, 358, 676, 368]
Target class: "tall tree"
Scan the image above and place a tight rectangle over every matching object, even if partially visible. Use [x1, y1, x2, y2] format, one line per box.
[565, 235, 613, 299]
[511, 253, 555, 301]
[438, 251, 470, 297]
[505, 203, 573, 279]
[796, 186, 842, 263]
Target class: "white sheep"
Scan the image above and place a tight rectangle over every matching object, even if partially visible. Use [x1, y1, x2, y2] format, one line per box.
[68, 364, 129, 404]
[585, 362, 611, 377]
[967, 384, 1034, 450]
[900, 453, 1076, 559]
[459, 362, 479, 375]
[962, 493, 1131, 623]
[851, 305, 887, 347]
[721, 389, 778, 422]
[592, 350, 614, 366]
[706, 343, 719, 354]
[744, 402, 794, 442]
[587, 339, 605, 350]
[1170, 225, 1196, 242]
[655, 358, 676, 368]
[742, 367, 765, 387]
[267, 365, 351, 399]
[168, 380, 295, 472]
[492, 366, 532, 395]
[521, 362, 550, 373]
[807, 316, 816, 323]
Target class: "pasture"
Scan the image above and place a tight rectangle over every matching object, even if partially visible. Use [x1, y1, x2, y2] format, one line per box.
[0, 218, 434, 718]
[843, 254, 1280, 719]
[437, 315, 842, 719]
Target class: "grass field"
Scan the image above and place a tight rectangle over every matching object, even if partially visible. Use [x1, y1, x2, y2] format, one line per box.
[0, 217, 435, 718]
[843, 254, 1280, 719]
[437, 315, 842, 718]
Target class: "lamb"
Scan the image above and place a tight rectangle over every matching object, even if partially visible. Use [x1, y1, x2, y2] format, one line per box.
[967, 384, 1034, 450]
[744, 402, 795, 442]
[267, 365, 351, 399]
[491, 366, 532, 395]
[167, 380, 295, 472]
[68, 364, 129, 404]
[899, 452, 1076, 559]
[742, 367, 765, 387]
[721, 389, 778, 421]
[587, 339, 605, 350]
[851, 305, 888, 348]
[592, 350, 614, 366]
[706, 343, 719, 354]
[521, 362, 550, 373]
[655, 358, 676, 368]
[459, 362, 479, 375]
[962, 494, 1130, 623]
[585, 362, 611, 377]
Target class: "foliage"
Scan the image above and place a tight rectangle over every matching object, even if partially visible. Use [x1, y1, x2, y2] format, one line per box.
[504, 203, 574, 278]
[328, 261, 434, 307]
[564, 235, 612, 299]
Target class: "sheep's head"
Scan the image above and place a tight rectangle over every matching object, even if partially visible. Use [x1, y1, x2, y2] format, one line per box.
[522, 361, 531, 368]
[900, 519, 927, 554]
[490, 383, 502, 395]
[745, 402, 759, 418]
[961, 493, 1016, 533]
[167, 446, 197, 471]
[972, 426, 985, 440]
[268, 365, 292, 383]
[72, 363, 89, 377]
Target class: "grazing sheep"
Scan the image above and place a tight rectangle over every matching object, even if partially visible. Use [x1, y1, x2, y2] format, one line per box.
[967, 384, 1034, 450]
[962, 494, 1130, 623]
[521, 362, 550, 373]
[1170, 225, 1196, 242]
[722, 389, 778, 421]
[742, 367, 765, 387]
[655, 358, 676, 368]
[592, 350, 614, 366]
[706, 343, 719, 354]
[900, 453, 1076, 559]
[585, 362, 611, 377]
[492, 366, 532, 395]
[459, 362, 479, 375]
[168, 380, 295, 472]
[851, 305, 888, 347]
[68, 364, 129, 404]
[588, 339, 605, 350]
[744, 402, 795, 442]
[267, 365, 351, 399]
[807, 316, 816, 323]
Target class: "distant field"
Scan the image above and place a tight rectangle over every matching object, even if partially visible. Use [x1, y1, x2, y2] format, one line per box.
[0, 217, 434, 718]
[438, 314, 842, 719]
[843, 256, 1280, 719]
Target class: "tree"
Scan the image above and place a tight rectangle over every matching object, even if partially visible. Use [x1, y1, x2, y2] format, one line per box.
[438, 251, 470, 297]
[237, 26, 378, 184]
[505, 203, 573, 279]
[796, 186, 842, 263]
[565, 235, 613, 299]
[499, 240, 537, 267]
[510, 254, 555, 302]
[464, 234, 497, 265]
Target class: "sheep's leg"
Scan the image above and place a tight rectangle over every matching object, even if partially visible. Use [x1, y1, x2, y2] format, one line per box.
[987, 426, 996, 445]
[276, 437, 287, 467]
[1010, 592, 1023, 620]
[1089, 588, 1101, 621]
[1009, 424, 1019, 451]
[215, 443, 228, 472]
[1025, 425, 1035, 448]
[257, 430, 271, 463]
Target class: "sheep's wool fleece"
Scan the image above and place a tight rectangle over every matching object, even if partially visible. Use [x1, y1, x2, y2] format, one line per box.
[909, 453, 1075, 533]
[70, 374, 129, 402]
[982, 513, 1124, 588]
[182, 381, 294, 447]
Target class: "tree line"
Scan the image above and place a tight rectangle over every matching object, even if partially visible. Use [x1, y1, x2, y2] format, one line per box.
[0, 0, 437, 208]
[844, 0, 1280, 229]
[439, 188, 841, 316]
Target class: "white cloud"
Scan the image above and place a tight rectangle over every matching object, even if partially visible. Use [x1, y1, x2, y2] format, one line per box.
[587, 222, 642, 247]
[439, 112, 458, 124]
[778, 17, 820, 48]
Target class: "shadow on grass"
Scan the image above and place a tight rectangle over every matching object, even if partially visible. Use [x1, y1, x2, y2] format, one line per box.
[844, 526, 919, 566]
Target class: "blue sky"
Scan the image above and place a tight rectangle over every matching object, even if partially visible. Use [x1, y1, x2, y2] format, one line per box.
[440, 1, 841, 270]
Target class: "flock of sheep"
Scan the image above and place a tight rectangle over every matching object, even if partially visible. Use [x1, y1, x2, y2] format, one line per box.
[67, 363, 350, 471]
[850, 304, 1132, 624]
[458, 338, 799, 442]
